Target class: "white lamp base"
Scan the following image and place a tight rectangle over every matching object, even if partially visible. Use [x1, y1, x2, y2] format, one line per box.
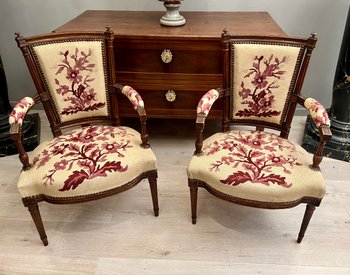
[160, 3, 186, 27]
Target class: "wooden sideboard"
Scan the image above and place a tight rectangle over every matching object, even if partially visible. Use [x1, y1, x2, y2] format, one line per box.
[55, 11, 285, 119]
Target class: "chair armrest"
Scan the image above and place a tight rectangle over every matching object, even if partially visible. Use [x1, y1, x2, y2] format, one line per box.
[196, 89, 220, 120]
[304, 97, 330, 127]
[113, 84, 149, 148]
[195, 89, 223, 155]
[9, 96, 35, 126]
[9, 96, 36, 170]
[298, 96, 332, 169]
[115, 84, 145, 114]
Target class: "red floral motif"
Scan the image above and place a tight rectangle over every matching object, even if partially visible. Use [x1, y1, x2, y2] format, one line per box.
[236, 55, 286, 118]
[55, 48, 105, 115]
[304, 98, 330, 127]
[32, 126, 133, 191]
[197, 89, 220, 116]
[204, 131, 303, 188]
[9, 97, 34, 125]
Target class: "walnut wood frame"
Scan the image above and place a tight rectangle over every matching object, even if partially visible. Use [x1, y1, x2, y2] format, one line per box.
[12, 28, 159, 246]
[189, 32, 332, 243]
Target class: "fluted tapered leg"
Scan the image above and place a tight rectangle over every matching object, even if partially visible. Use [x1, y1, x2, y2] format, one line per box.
[149, 176, 159, 217]
[27, 202, 48, 246]
[297, 204, 316, 243]
[189, 181, 198, 224]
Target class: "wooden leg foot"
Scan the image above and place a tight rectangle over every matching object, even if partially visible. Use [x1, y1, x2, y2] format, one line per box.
[189, 181, 198, 225]
[26, 200, 48, 246]
[297, 204, 316, 243]
[149, 176, 159, 217]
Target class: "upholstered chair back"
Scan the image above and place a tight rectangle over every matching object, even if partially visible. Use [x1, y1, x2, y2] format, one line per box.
[224, 34, 317, 137]
[16, 30, 117, 136]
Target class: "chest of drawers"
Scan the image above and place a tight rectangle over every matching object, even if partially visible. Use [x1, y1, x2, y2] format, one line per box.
[55, 11, 285, 119]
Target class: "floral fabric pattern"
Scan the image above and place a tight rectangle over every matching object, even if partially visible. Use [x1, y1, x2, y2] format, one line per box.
[235, 55, 286, 118]
[32, 126, 132, 192]
[197, 89, 220, 117]
[304, 98, 330, 127]
[203, 131, 303, 188]
[54, 48, 105, 115]
[9, 97, 35, 126]
[121, 86, 144, 110]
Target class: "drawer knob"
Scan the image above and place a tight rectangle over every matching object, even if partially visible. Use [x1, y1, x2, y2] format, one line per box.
[165, 90, 176, 102]
[161, 49, 173, 63]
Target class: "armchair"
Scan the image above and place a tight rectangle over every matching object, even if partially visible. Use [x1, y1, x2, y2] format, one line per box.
[188, 32, 331, 243]
[10, 28, 159, 246]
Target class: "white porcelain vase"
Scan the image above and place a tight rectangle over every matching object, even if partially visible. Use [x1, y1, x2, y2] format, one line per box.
[159, 0, 186, 27]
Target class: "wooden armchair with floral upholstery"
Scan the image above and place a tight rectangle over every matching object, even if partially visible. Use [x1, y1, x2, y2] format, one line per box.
[10, 28, 159, 246]
[187, 31, 331, 243]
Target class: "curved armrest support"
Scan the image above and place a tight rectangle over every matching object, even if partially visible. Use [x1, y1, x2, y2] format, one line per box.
[298, 96, 332, 169]
[9, 96, 36, 170]
[114, 84, 149, 148]
[195, 89, 222, 155]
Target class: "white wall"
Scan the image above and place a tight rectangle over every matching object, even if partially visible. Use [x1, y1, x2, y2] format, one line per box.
[0, 0, 349, 108]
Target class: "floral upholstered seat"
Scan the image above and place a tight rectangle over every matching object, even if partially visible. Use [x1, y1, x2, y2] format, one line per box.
[188, 130, 325, 204]
[18, 126, 156, 198]
[188, 32, 332, 243]
[10, 28, 159, 246]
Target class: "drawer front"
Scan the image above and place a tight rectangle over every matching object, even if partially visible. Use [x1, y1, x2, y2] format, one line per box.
[115, 38, 223, 75]
[115, 37, 223, 119]
[118, 88, 223, 119]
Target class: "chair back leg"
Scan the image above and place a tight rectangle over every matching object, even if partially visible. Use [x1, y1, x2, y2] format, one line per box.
[297, 203, 316, 243]
[23, 198, 48, 246]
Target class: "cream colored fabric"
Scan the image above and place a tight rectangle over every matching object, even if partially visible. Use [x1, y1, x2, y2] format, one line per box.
[33, 41, 108, 123]
[18, 126, 156, 198]
[188, 130, 325, 203]
[232, 43, 301, 125]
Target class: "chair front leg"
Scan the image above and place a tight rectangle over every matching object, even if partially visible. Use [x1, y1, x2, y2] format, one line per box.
[148, 172, 159, 217]
[188, 179, 198, 224]
[297, 203, 317, 243]
[23, 198, 48, 246]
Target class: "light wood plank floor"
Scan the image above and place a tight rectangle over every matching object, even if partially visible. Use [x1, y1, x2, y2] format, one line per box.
[0, 111, 349, 274]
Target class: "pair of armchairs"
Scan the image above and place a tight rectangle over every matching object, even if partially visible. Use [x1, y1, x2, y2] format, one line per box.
[10, 28, 330, 246]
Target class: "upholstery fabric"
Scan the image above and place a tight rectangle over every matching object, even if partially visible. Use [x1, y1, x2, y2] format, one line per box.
[231, 43, 301, 125]
[121, 85, 144, 110]
[9, 97, 34, 126]
[18, 125, 157, 198]
[32, 41, 109, 123]
[304, 97, 330, 127]
[188, 130, 325, 203]
[197, 89, 220, 117]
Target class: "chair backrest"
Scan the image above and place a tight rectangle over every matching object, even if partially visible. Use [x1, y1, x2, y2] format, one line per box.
[16, 28, 118, 136]
[222, 32, 317, 138]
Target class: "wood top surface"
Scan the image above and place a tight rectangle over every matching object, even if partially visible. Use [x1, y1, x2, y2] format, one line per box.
[55, 10, 286, 39]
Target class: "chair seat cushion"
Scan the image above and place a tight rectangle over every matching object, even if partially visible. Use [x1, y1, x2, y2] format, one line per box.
[18, 125, 157, 198]
[188, 130, 325, 203]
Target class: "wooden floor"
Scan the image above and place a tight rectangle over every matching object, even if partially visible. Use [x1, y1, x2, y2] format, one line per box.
[1, 112, 349, 274]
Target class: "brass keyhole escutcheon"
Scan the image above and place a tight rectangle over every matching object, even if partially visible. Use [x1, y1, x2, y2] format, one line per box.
[165, 90, 176, 102]
[161, 49, 173, 63]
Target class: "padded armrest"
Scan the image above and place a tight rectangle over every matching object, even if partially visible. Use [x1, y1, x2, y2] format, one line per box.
[304, 98, 330, 127]
[9, 96, 35, 126]
[8, 96, 36, 170]
[196, 89, 220, 122]
[120, 85, 145, 111]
